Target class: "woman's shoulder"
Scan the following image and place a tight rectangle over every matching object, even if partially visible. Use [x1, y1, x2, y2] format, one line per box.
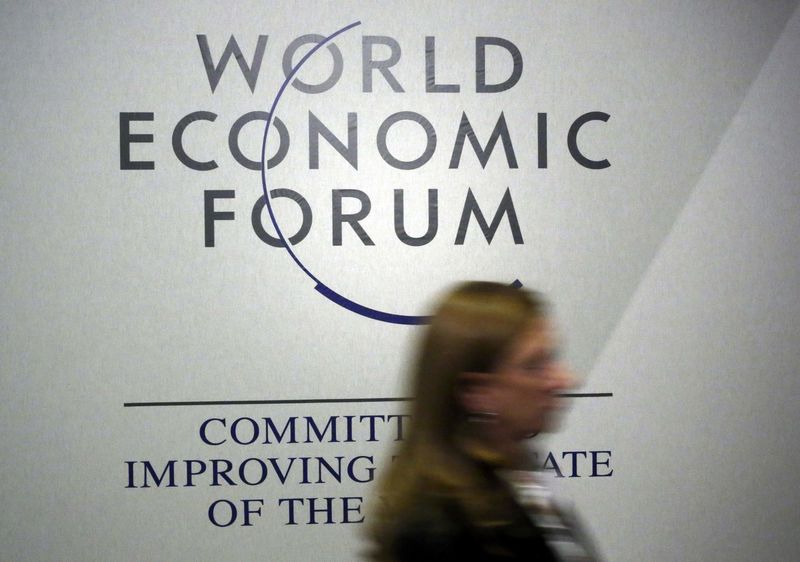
[390, 493, 474, 559]
[388, 492, 556, 562]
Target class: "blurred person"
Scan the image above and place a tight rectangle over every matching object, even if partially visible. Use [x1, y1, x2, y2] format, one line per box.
[367, 281, 599, 561]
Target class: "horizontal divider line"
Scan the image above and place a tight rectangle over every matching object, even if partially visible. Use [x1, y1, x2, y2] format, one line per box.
[123, 393, 613, 408]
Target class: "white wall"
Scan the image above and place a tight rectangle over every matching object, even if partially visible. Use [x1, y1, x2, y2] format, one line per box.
[2, 2, 799, 560]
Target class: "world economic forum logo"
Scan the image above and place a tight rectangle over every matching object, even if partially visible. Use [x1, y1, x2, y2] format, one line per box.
[189, 21, 609, 325]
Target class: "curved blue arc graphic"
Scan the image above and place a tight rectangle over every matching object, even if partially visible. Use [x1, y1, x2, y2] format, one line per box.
[259, 21, 361, 286]
[259, 20, 430, 325]
[260, 21, 520, 325]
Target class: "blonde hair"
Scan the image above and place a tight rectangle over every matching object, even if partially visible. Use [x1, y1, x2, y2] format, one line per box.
[368, 282, 546, 559]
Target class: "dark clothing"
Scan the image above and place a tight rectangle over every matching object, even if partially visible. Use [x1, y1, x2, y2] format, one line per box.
[389, 492, 559, 562]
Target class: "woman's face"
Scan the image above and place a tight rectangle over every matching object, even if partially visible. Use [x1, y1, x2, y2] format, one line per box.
[491, 317, 576, 439]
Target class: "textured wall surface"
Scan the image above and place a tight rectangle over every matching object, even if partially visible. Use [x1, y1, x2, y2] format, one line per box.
[2, 2, 799, 560]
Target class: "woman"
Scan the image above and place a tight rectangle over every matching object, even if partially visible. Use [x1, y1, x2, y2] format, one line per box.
[368, 282, 597, 561]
